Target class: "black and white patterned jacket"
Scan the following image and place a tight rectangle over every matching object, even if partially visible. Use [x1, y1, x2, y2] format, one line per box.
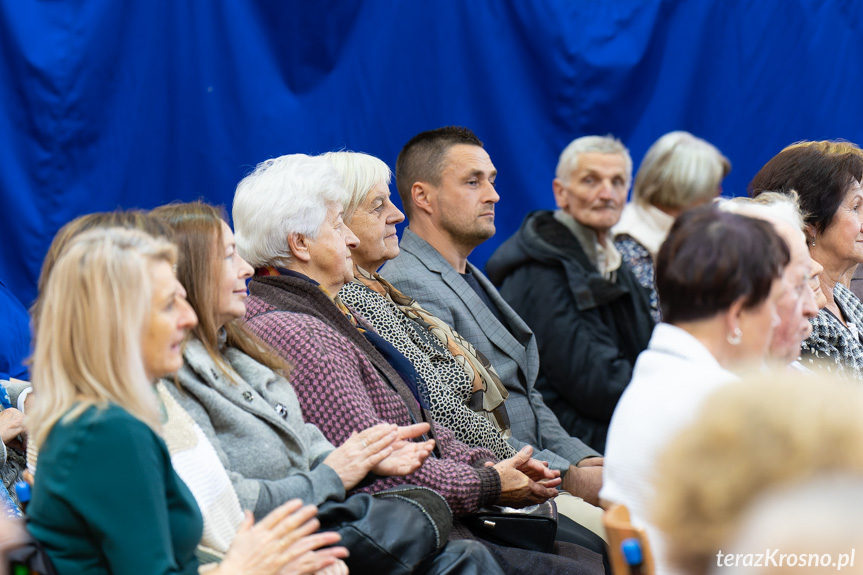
[800, 283, 863, 380]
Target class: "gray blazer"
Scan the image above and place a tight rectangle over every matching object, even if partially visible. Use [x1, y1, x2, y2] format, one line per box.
[381, 229, 599, 470]
[162, 338, 345, 519]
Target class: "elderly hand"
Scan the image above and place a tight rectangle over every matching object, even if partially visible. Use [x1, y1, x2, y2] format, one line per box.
[371, 423, 434, 477]
[216, 499, 347, 575]
[323, 423, 402, 490]
[494, 446, 561, 507]
[561, 463, 603, 507]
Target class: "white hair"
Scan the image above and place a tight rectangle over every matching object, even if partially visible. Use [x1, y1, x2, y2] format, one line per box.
[555, 135, 633, 186]
[719, 191, 805, 232]
[320, 151, 392, 222]
[232, 154, 349, 268]
[633, 131, 730, 209]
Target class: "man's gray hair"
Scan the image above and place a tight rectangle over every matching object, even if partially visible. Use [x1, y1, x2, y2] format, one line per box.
[555, 135, 633, 186]
[233, 154, 349, 268]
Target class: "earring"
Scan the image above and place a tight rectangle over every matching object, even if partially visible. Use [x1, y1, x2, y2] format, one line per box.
[727, 327, 743, 345]
[811, 239, 815, 247]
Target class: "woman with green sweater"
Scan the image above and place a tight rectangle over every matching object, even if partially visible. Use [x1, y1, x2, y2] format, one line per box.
[26, 227, 345, 575]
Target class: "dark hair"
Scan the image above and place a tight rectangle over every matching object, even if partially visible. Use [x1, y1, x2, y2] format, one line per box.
[748, 142, 863, 235]
[152, 201, 292, 380]
[656, 205, 790, 324]
[395, 126, 483, 217]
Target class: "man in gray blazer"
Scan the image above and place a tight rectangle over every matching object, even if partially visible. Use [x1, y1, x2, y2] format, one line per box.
[381, 126, 605, 533]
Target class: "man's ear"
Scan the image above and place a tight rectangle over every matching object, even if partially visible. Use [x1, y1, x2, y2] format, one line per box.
[287, 233, 312, 264]
[412, 182, 434, 216]
[552, 178, 568, 210]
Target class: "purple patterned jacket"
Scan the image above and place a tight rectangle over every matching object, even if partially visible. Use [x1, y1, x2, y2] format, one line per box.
[243, 273, 501, 517]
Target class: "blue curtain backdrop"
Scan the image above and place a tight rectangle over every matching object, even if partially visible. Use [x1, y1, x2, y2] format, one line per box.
[2, 0, 863, 307]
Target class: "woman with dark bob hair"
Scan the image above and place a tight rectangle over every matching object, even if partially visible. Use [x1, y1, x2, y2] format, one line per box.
[601, 205, 790, 575]
[749, 141, 863, 378]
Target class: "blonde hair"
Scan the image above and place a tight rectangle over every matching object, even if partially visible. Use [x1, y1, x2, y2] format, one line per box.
[29, 227, 178, 449]
[321, 151, 392, 222]
[634, 131, 730, 209]
[652, 372, 863, 575]
[33, 211, 172, 335]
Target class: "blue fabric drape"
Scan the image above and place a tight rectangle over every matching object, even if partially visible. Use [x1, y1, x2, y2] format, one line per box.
[3, 0, 863, 307]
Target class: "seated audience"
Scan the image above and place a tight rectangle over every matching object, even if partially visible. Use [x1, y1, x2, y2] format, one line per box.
[153, 201, 505, 575]
[27, 227, 345, 575]
[613, 130, 730, 322]
[30, 210, 259, 562]
[654, 373, 863, 575]
[487, 135, 654, 454]
[381, 127, 605, 536]
[749, 141, 863, 378]
[329, 150, 612, 539]
[601, 205, 790, 575]
[232, 154, 607, 572]
[327, 150, 516, 460]
[720, 192, 821, 369]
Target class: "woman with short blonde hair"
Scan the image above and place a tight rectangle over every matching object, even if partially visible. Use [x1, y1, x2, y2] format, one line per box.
[614, 131, 731, 321]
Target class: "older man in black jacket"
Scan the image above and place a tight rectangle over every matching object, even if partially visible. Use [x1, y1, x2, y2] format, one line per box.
[486, 135, 654, 453]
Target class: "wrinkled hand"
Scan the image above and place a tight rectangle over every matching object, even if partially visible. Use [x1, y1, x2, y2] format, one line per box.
[323, 423, 400, 490]
[513, 454, 559, 483]
[561, 464, 603, 507]
[217, 499, 347, 575]
[372, 423, 434, 477]
[0, 409, 24, 444]
[494, 446, 560, 507]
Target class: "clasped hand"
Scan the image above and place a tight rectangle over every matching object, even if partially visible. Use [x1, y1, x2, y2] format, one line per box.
[323, 422, 434, 491]
[489, 446, 561, 507]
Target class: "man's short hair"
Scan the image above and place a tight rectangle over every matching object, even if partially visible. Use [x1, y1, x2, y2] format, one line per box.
[395, 126, 483, 218]
[555, 135, 633, 187]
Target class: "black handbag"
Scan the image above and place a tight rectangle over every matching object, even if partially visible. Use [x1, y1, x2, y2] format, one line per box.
[464, 499, 558, 553]
[317, 485, 453, 575]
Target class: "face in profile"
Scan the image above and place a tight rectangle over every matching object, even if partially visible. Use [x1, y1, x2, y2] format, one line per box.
[814, 179, 863, 267]
[304, 202, 360, 293]
[141, 260, 197, 380]
[736, 276, 785, 367]
[431, 144, 499, 248]
[769, 226, 818, 365]
[346, 182, 405, 271]
[215, 221, 254, 327]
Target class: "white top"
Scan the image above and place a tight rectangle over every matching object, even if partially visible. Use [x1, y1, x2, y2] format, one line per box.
[601, 323, 737, 574]
[612, 201, 675, 257]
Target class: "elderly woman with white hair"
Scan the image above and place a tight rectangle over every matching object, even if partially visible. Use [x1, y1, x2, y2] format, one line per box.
[323, 151, 516, 461]
[233, 153, 607, 574]
[720, 192, 824, 370]
[613, 131, 731, 322]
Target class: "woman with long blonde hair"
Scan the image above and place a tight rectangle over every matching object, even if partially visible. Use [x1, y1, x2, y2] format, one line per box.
[27, 227, 344, 575]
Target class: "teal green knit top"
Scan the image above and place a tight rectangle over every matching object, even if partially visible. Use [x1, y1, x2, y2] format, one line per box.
[27, 404, 202, 574]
